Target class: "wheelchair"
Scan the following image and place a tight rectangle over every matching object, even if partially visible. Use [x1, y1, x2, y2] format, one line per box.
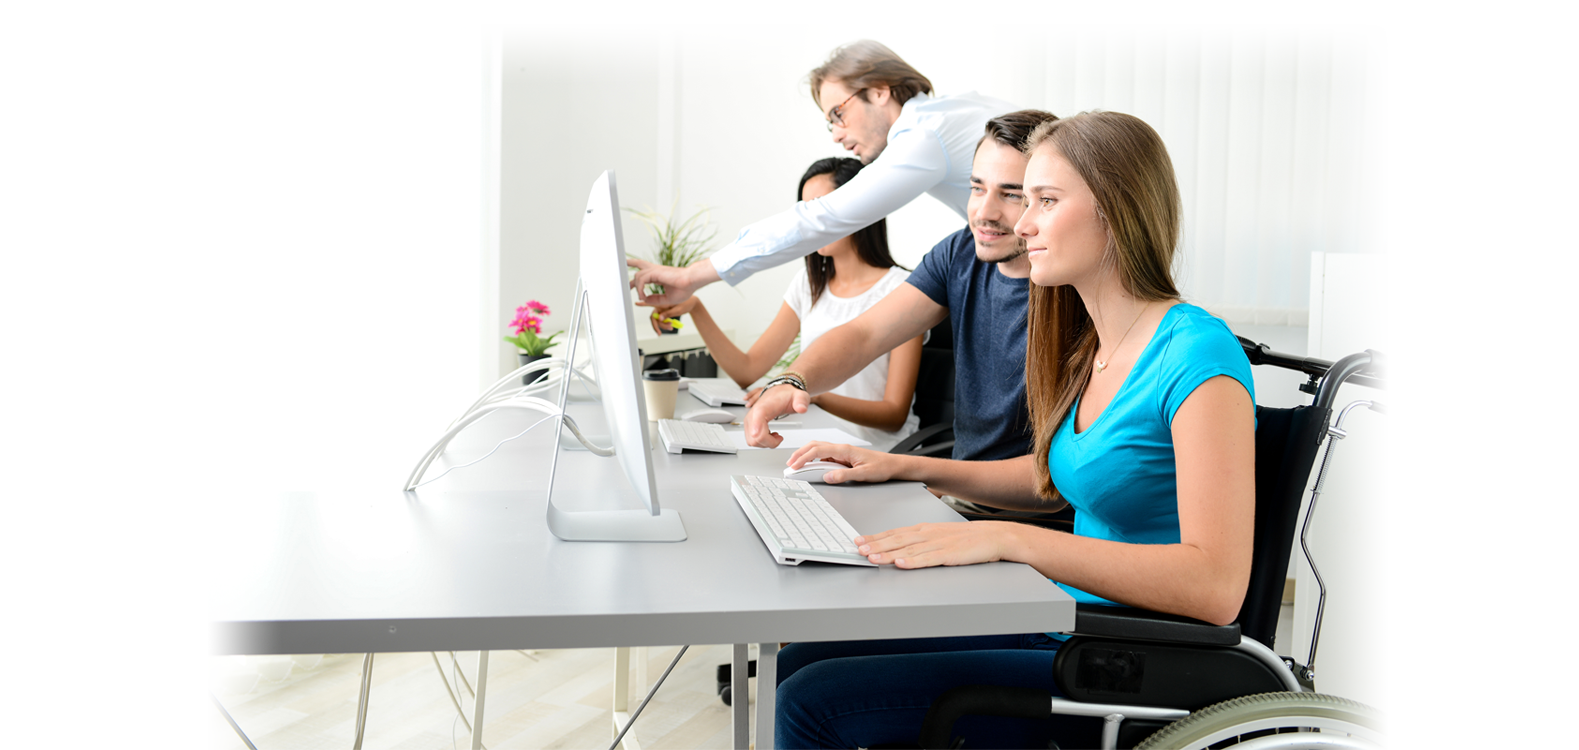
[914, 339, 1386, 749]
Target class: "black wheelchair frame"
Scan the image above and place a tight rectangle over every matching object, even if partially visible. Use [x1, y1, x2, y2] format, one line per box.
[916, 339, 1386, 750]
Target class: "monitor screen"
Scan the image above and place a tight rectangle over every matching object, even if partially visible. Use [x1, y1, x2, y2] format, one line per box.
[543, 170, 686, 542]
[577, 170, 661, 514]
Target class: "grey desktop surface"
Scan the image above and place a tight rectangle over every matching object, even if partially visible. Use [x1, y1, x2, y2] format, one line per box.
[214, 384, 1074, 655]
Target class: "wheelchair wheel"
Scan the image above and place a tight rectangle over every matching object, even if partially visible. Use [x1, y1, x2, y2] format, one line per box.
[1135, 692, 1383, 749]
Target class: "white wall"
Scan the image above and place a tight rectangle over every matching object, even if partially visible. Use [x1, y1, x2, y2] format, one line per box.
[499, 34, 659, 380]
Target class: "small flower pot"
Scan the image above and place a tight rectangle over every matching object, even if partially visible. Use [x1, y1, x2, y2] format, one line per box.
[518, 352, 550, 385]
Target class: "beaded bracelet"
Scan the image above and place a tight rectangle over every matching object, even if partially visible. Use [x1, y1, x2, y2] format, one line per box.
[763, 375, 807, 392]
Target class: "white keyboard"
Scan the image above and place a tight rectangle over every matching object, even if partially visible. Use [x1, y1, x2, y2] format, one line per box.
[688, 379, 749, 407]
[657, 419, 737, 454]
[729, 475, 875, 567]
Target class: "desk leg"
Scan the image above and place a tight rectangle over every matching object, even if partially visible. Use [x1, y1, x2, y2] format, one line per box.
[612, 647, 643, 750]
[732, 644, 749, 749]
[353, 653, 374, 750]
[756, 642, 777, 750]
[470, 651, 488, 750]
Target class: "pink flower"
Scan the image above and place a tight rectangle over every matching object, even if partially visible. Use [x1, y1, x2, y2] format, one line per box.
[509, 302, 549, 335]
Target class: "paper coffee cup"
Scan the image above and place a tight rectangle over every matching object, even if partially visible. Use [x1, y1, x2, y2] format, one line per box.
[642, 368, 680, 421]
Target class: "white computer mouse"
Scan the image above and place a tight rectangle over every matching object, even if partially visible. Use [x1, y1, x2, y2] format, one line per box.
[678, 407, 735, 424]
[783, 460, 846, 483]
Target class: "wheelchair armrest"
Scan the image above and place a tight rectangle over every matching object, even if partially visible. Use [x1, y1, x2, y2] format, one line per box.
[1071, 603, 1241, 647]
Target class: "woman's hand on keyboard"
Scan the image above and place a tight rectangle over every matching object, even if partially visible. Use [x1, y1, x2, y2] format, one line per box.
[853, 520, 1020, 569]
[786, 442, 895, 484]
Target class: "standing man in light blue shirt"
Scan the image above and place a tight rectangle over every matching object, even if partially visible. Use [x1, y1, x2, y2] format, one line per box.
[628, 40, 1016, 306]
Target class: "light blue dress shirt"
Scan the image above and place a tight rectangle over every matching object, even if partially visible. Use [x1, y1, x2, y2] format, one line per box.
[710, 91, 1016, 285]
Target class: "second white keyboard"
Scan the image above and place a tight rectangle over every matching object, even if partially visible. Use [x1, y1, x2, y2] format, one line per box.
[729, 475, 875, 566]
[658, 419, 737, 454]
[688, 379, 749, 406]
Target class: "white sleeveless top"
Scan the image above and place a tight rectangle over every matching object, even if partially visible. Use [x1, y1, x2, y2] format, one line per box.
[784, 265, 919, 448]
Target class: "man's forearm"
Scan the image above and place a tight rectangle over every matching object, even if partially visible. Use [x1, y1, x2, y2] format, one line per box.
[792, 321, 905, 395]
[687, 258, 721, 288]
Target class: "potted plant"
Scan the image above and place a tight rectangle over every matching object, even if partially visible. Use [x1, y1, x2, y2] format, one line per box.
[505, 300, 562, 384]
[626, 203, 718, 332]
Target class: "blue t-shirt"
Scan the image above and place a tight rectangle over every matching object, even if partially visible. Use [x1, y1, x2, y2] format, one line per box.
[1048, 303, 1254, 606]
[906, 227, 1031, 462]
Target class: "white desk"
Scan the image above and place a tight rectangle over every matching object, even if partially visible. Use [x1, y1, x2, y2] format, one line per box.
[212, 384, 1075, 748]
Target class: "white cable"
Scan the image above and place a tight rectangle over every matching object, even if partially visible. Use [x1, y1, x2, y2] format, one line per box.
[406, 397, 562, 491]
[451, 360, 568, 429]
[409, 412, 559, 490]
[406, 403, 612, 491]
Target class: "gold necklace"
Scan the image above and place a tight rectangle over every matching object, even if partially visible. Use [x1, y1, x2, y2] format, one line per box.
[1094, 301, 1151, 375]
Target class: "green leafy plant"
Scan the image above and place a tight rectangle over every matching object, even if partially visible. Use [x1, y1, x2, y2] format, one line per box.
[504, 300, 563, 356]
[625, 203, 718, 294]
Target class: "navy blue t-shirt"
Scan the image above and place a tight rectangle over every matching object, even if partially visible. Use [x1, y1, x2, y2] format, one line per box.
[906, 227, 1032, 462]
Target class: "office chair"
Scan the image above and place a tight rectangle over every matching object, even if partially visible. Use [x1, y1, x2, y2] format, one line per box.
[913, 341, 1386, 750]
[890, 317, 956, 458]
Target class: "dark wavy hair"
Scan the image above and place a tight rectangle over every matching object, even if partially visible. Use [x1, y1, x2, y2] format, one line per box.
[797, 157, 901, 306]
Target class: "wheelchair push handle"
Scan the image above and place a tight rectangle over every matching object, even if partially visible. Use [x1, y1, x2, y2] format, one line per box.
[1237, 337, 1386, 405]
[1364, 348, 1427, 393]
[1314, 349, 1385, 411]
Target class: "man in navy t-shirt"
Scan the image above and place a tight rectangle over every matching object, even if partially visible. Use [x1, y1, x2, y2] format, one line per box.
[745, 110, 1056, 471]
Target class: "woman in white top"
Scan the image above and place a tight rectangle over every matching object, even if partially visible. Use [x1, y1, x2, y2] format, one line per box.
[652, 157, 922, 447]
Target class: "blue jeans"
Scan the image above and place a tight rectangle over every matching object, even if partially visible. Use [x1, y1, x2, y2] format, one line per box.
[774, 633, 1102, 749]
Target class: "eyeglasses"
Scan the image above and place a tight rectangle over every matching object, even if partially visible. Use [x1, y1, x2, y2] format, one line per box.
[825, 89, 866, 131]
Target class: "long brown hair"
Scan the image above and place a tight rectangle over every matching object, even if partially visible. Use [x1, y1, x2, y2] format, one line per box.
[808, 40, 933, 109]
[1023, 111, 1183, 502]
[798, 157, 900, 306]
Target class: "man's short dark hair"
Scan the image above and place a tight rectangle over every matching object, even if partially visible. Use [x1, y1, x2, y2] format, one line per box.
[977, 109, 1060, 153]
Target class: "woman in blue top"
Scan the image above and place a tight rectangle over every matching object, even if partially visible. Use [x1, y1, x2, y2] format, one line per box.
[774, 111, 1257, 749]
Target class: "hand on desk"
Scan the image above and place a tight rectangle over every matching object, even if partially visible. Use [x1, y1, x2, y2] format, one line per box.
[786, 441, 896, 485]
[855, 519, 1022, 569]
[744, 384, 810, 447]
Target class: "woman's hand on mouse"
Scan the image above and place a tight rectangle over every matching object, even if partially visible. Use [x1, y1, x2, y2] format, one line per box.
[786, 442, 898, 484]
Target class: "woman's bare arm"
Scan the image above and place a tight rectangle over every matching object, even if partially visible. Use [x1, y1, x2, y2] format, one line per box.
[680, 300, 800, 389]
[810, 334, 923, 432]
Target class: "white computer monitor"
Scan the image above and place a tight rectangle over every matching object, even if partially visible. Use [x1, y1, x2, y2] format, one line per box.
[543, 170, 687, 542]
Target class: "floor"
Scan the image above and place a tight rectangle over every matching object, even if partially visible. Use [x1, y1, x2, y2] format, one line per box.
[211, 645, 750, 750]
[210, 605, 1297, 749]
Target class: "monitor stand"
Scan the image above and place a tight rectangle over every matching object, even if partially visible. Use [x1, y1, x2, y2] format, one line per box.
[544, 281, 686, 542]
